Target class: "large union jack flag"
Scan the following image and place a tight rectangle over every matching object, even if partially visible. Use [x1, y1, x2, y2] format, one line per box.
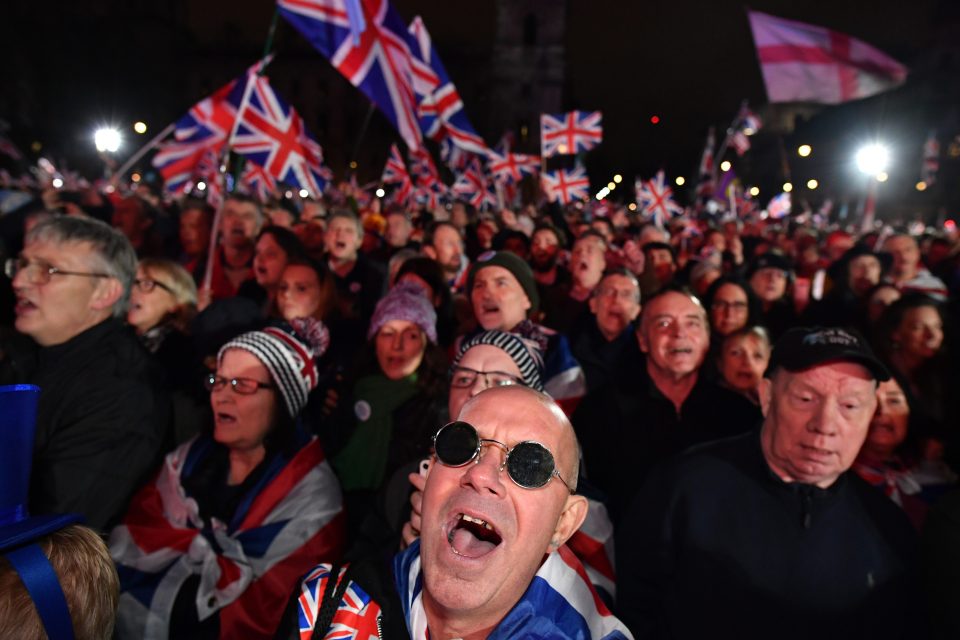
[637, 170, 684, 226]
[230, 74, 331, 197]
[541, 166, 590, 204]
[408, 16, 488, 155]
[278, 0, 423, 151]
[540, 111, 603, 158]
[486, 151, 540, 184]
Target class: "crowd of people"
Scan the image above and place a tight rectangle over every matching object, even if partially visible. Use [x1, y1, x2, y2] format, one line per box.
[1, 176, 960, 639]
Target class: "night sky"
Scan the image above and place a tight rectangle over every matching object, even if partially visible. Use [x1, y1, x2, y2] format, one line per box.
[3, 0, 959, 218]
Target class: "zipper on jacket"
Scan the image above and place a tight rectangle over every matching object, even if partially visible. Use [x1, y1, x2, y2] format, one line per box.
[376, 612, 384, 639]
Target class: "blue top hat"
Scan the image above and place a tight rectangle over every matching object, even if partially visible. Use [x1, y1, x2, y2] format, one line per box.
[0, 384, 83, 640]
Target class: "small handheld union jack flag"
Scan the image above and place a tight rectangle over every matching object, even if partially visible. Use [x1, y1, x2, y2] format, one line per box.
[230, 74, 331, 198]
[636, 170, 683, 227]
[486, 151, 540, 184]
[452, 158, 496, 210]
[240, 161, 278, 203]
[541, 166, 590, 205]
[540, 110, 603, 158]
[381, 143, 413, 204]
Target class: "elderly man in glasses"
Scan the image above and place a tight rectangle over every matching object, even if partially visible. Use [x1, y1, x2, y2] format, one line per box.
[615, 327, 921, 639]
[3, 215, 169, 530]
[277, 385, 631, 639]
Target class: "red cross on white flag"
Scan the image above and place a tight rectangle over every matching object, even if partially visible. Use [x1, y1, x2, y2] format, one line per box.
[748, 11, 907, 104]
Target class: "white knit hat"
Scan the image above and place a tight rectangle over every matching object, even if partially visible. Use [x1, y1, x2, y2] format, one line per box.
[218, 318, 330, 417]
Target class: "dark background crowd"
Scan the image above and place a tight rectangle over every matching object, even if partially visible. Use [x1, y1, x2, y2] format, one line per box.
[2, 176, 960, 638]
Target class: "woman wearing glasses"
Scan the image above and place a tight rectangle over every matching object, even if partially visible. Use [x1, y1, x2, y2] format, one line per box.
[110, 318, 345, 639]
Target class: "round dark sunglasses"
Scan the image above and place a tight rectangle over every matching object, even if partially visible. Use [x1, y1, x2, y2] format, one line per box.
[432, 421, 576, 493]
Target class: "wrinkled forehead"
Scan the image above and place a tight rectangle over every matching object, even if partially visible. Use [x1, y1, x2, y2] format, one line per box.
[458, 388, 570, 450]
[24, 237, 97, 264]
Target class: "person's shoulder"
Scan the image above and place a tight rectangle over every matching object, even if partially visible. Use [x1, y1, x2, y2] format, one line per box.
[846, 472, 918, 546]
[657, 431, 761, 488]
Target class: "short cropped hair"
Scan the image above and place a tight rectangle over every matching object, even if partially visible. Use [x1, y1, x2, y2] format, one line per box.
[27, 216, 137, 318]
[0, 525, 120, 640]
[327, 208, 363, 235]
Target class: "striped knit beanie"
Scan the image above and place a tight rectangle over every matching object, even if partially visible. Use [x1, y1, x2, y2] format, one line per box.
[455, 330, 545, 392]
[218, 317, 330, 417]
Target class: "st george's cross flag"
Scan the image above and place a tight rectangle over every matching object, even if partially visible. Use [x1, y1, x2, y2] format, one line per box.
[748, 10, 907, 104]
[540, 111, 603, 158]
[278, 0, 424, 151]
[541, 166, 590, 204]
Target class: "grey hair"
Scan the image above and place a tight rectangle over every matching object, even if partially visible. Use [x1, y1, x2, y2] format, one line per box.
[27, 216, 137, 317]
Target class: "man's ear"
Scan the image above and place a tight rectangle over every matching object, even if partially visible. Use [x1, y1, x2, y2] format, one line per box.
[90, 278, 124, 313]
[548, 495, 588, 553]
[758, 377, 773, 418]
[588, 295, 599, 315]
[636, 325, 649, 354]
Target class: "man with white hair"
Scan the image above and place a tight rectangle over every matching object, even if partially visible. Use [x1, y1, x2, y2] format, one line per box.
[616, 327, 920, 639]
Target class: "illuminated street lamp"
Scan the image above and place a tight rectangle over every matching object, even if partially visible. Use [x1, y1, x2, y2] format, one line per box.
[782, 182, 793, 193]
[613, 174, 623, 183]
[798, 144, 812, 157]
[94, 127, 121, 153]
[375, 188, 386, 198]
[855, 143, 890, 177]
[749, 186, 759, 197]
[916, 181, 927, 191]
[675, 176, 685, 186]
[806, 179, 819, 190]
[133, 121, 148, 135]
[720, 160, 731, 172]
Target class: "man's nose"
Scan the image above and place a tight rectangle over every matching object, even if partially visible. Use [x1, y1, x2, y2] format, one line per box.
[809, 399, 840, 435]
[460, 443, 508, 497]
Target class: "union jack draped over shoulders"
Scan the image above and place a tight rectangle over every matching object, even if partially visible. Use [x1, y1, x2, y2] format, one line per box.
[540, 110, 603, 158]
[110, 436, 346, 639]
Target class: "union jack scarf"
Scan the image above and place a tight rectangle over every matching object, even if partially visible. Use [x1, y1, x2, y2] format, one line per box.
[110, 435, 346, 639]
[396, 540, 631, 639]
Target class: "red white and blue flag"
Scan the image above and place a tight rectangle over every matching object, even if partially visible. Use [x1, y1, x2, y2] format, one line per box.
[637, 170, 683, 226]
[452, 158, 496, 210]
[277, 0, 424, 151]
[487, 151, 540, 184]
[110, 436, 346, 639]
[408, 16, 488, 155]
[540, 111, 603, 158]
[396, 541, 630, 639]
[230, 74, 331, 198]
[541, 166, 590, 205]
[381, 143, 413, 204]
[240, 160, 279, 202]
[766, 191, 792, 219]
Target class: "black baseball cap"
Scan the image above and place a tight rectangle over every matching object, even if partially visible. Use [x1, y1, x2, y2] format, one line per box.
[748, 252, 793, 277]
[765, 326, 890, 381]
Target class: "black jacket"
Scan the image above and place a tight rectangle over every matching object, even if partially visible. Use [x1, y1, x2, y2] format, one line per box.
[615, 430, 922, 639]
[573, 349, 761, 519]
[28, 318, 171, 530]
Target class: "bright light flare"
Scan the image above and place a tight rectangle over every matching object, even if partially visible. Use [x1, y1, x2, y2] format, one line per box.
[749, 186, 760, 197]
[51, 178, 63, 189]
[675, 176, 685, 186]
[806, 179, 818, 190]
[782, 182, 793, 193]
[613, 174, 622, 183]
[133, 121, 147, 134]
[916, 181, 927, 191]
[375, 188, 386, 198]
[798, 144, 812, 157]
[299, 188, 309, 198]
[720, 160, 731, 172]
[94, 127, 121, 153]
[196, 181, 207, 191]
[855, 143, 890, 176]
[876, 172, 889, 183]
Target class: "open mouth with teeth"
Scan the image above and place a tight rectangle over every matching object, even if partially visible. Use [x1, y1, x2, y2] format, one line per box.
[668, 347, 693, 355]
[448, 513, 502, 559]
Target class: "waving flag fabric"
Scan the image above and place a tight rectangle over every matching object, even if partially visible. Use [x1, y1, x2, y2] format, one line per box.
[408, 16, 488, 155]
[487, 151, 540, 184]
[230, 74, 331, 197]
[540, 111, 603, 158]
[748, 10, 907, 104]
[278, 0, 423, 151]
[240, 161, 278, 202]
[452, 158, 495, 209]
[922, 132, 939, 186]
[541, 166, 590, 204]
[637, 170, 683, 226]
[110, 436, 345, 639]
[381, 143, 413, 203]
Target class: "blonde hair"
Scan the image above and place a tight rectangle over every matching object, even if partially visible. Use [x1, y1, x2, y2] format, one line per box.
[0, 525, 119, 640]
[138, 258, 198, 332]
